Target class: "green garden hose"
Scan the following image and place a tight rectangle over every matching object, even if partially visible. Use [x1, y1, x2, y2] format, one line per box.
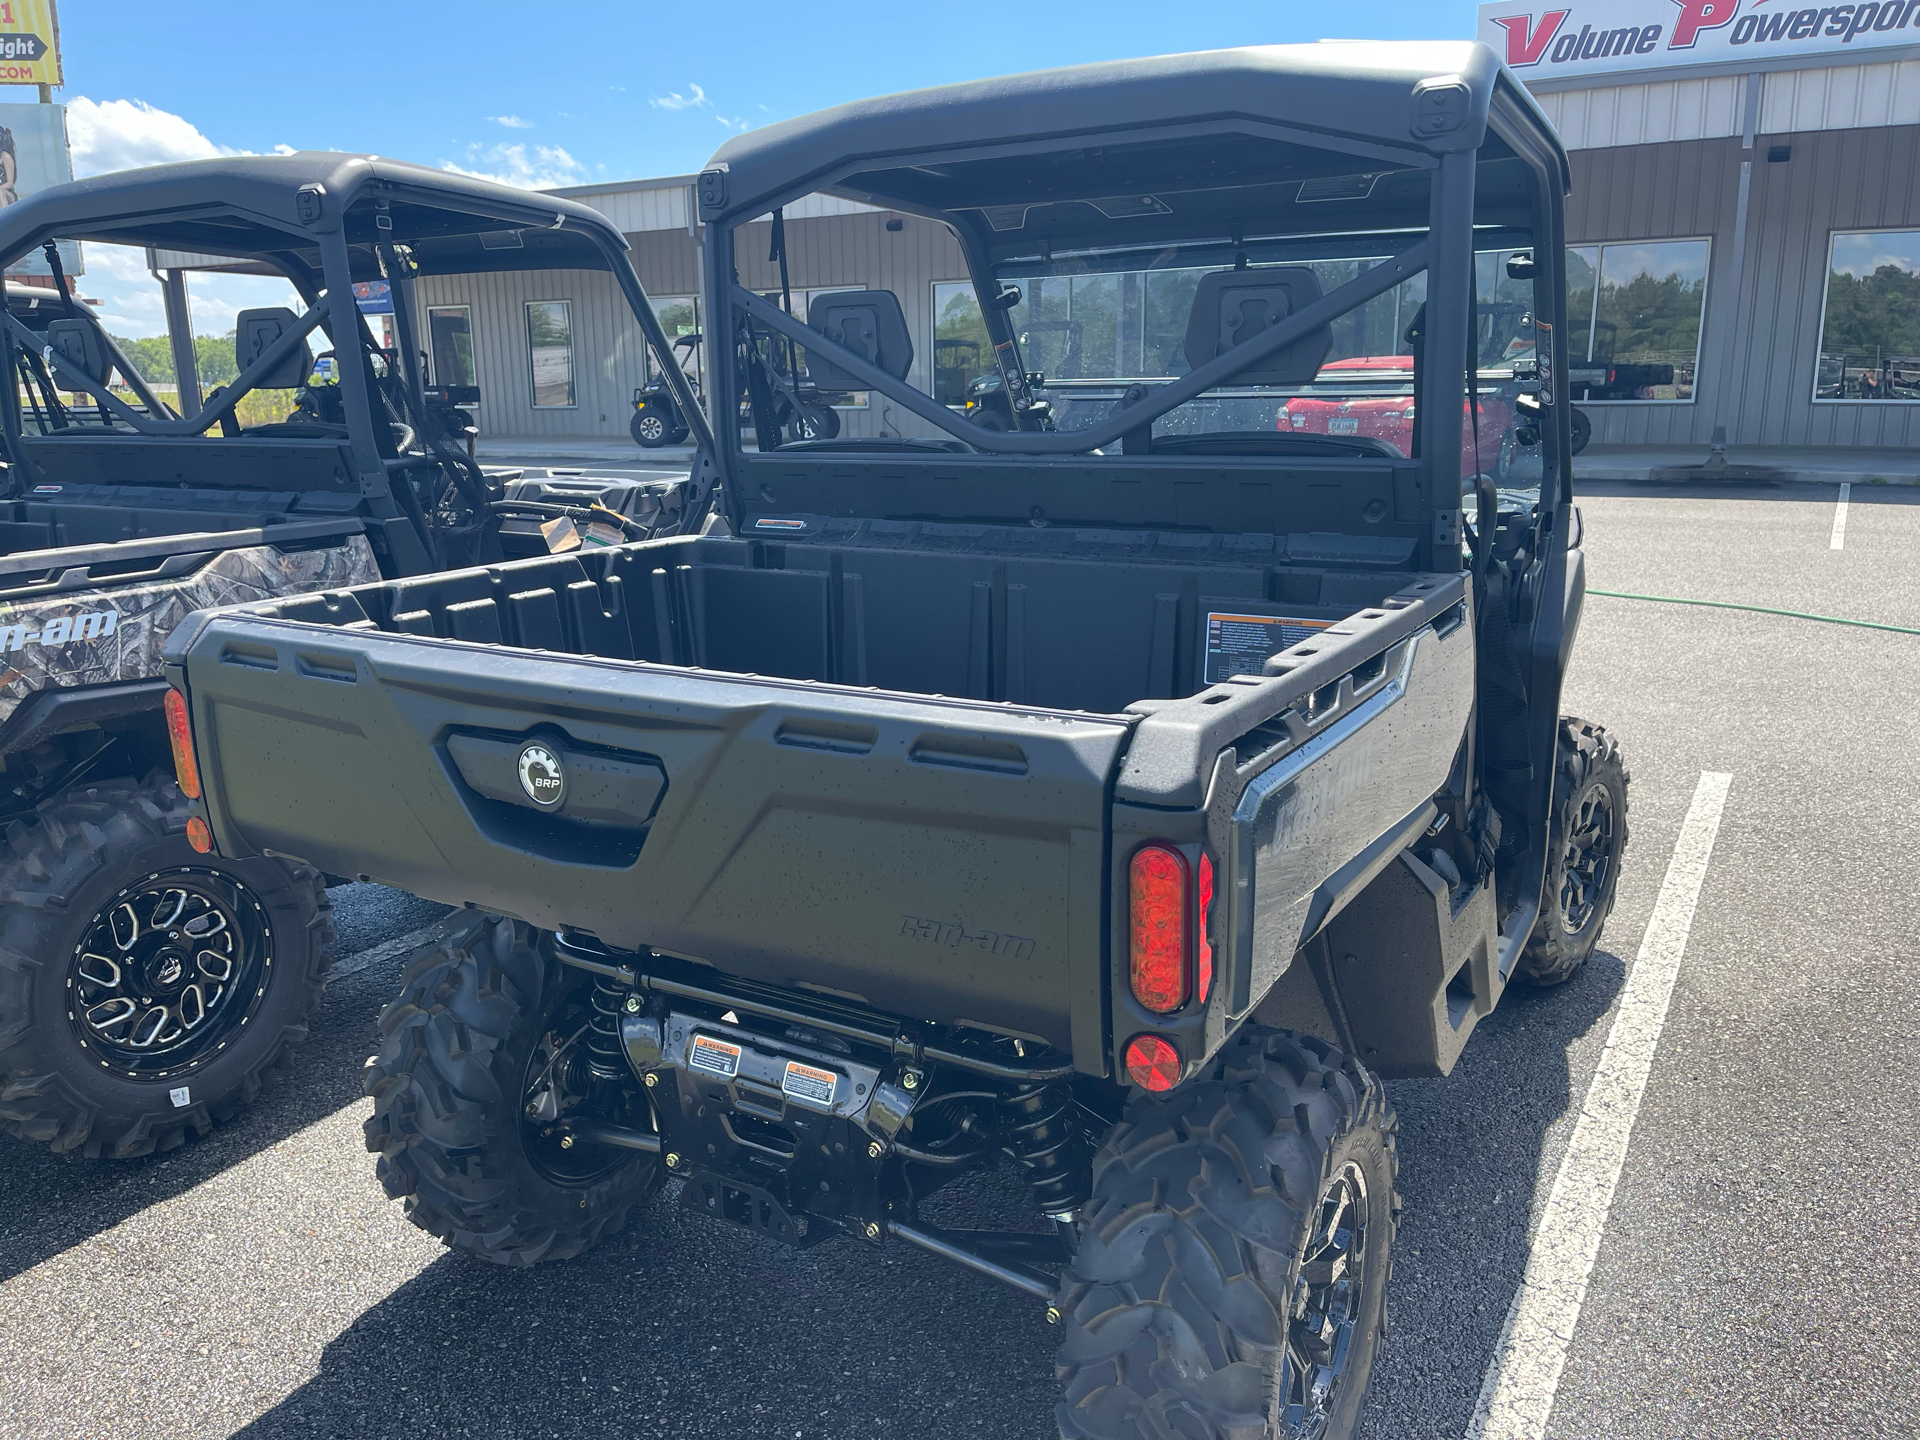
[1587, 589, 1920, 636]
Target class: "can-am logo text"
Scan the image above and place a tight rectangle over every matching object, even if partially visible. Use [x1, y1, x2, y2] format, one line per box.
[0, 610, 118, 652]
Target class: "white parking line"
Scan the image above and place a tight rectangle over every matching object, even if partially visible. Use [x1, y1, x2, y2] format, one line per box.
[1468, 770, 1734, 1440]
[1830, 482, 1851, 550]
[326, 920, 446, 982]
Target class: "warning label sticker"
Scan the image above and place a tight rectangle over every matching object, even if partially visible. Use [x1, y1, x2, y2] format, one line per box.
[687, 1034, 742, 1080]
[781, 1060, 838, 1108]
[1203, 612, 1333, 684]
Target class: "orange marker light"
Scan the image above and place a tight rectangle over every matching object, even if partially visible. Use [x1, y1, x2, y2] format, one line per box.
[164, 688, 201, 800]
[1123, 1034, 1181, 1092]
[185, 815, 213, 854]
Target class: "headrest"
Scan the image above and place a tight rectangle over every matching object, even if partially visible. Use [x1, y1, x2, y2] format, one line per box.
[1183, 267, 1331, 387]
[44, 319, 110, 386]
[802, 290, 913, 390]
[235, 307, 313, 391]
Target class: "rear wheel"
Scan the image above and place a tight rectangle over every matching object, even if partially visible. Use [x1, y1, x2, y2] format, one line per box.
[363, 913, 660, 1266]
[1056, 1027, 1398, 1440]
[1515, 718, 1630, 987]
[1569, 407, 1592, 455]
[791, 401, 840, 442]
[0, 776, 332, 1158]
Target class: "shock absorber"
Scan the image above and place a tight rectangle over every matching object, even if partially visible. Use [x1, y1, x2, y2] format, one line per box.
[586, 973, 629, 1081]
[1000, 1079, 1091, 1218]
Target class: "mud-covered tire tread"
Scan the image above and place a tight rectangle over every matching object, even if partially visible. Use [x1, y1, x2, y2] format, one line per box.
[362, 913, 660, 1267]
[0, 774, 332, 1158]
[1515, 717, 1630, 987]
[1055, 1027, 1398, 1440]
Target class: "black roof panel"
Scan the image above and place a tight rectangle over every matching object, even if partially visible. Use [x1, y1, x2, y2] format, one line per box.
[705, 42, 1562, 221]
[0, 151, 627, 270]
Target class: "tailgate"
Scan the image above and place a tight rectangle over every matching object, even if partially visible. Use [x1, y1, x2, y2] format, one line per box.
[173, 615, 1128, 1060]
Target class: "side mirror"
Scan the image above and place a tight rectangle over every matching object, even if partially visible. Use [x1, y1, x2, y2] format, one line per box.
[1505, 251, 1537, 280]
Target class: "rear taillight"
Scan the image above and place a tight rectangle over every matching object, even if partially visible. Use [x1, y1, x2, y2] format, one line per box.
[1129, 844, 1190, 1012]
[1129, 843, 1218, 1013]
[163, 688, 201, 800]
[1196, 852, 1215, 1004]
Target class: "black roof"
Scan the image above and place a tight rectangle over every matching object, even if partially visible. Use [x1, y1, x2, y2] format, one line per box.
[0, 151, 629, 279]
[705, 42, 1563, 224]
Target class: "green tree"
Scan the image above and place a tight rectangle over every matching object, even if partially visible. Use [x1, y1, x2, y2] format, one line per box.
[1820, 263, 1920, 358]
[110, 334, 174, 383]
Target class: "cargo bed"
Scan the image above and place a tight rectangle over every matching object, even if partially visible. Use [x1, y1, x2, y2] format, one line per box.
[167, 520, 1470, 1070]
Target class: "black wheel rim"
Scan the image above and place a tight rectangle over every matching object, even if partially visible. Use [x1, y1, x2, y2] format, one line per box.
[1558, 778, 1616, 936]
[67, 867, 272, 1080]
[1276, 1162, 1370, 1438]
[518, 997, 640, 1186]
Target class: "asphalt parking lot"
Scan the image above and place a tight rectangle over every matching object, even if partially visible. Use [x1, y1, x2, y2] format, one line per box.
[0, 479, 1914, 1440]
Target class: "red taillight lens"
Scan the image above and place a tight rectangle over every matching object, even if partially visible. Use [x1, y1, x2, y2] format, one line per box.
[1129, 844, 1190, 1013]
[1196, 852, 1215, 1004]
[163, 688, 201, 800]
[1124, 1034, 1181, 1092]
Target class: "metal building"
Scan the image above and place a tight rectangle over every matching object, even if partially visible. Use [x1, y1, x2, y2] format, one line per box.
[1490, 0, 1920, 448]
[418, 18, 1920, 452]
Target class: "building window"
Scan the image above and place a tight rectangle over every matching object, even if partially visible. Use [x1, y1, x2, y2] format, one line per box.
[525, 300, 575, 408]
[426, 306, 474, 389]
[1564, 240, 1708, 402]
[1815, 230, 1920, 401]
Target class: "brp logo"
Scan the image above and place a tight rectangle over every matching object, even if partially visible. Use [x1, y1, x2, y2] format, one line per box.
[517, 742, 566, 808]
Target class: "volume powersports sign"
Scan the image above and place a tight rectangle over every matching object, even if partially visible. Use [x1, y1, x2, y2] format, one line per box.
[1479, 0, 1920, 79]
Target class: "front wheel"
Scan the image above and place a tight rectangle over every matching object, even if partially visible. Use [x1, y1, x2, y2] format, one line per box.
[631, 407, 672, 448]
[1057, 1028, 1399, 1440]
[0, 776, 332, 1158]
[1515, 718, 1630, 986]
[363, 913, 660, 1266]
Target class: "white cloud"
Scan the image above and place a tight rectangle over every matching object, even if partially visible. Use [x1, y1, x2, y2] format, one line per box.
[65, 96, 231, 177]
[439, 142, 587, 191]
[56, 98, 303, 341]
[650, 83, 709, 111]
[489, 114, 532, 129]
[716, 115, 751, 133]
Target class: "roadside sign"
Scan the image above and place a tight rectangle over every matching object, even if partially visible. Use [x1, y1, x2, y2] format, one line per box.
[0, 1, 60, 87]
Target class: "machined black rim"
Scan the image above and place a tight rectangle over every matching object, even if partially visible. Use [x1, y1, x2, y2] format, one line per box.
[637, 413, 666, 440]
[1276, 1162, 1370, 1438]
[1558, 778, 1617, 936]
[67, 867, 272, 1080]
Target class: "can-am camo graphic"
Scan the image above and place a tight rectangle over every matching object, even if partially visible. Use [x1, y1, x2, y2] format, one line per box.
[0, 535, 379, 728]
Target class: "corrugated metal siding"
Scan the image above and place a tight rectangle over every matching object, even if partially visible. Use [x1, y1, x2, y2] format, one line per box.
[1760, 59, 1920, 134]
[413, 267, 650, 439]
[1538, 75, 1744, 150]
[569, 184, 691, 234]
[1569, 124, 1920, 448]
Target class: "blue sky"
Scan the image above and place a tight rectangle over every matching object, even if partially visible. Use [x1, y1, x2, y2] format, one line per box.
[54, 1, 1484, 333]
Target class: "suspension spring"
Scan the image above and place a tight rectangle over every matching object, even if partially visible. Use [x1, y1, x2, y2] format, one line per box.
[1000, 1079, 1091, 1217]
[586, 974, 629, 1081]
